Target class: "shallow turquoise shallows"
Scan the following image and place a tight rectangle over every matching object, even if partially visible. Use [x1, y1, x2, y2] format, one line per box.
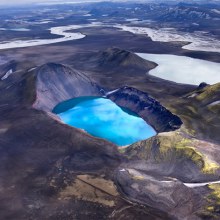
[53, 97, 156, 146]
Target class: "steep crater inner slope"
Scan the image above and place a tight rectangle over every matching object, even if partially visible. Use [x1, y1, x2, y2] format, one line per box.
[107, 87, 182, 133]
[32, 62, 182, 135]
[33, 63, 104, 112]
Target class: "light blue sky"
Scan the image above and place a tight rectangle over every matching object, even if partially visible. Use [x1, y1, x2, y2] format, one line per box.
[0, 0, 108, 5]
[0, 0, 114, 5]
[0, 0, 214, 5]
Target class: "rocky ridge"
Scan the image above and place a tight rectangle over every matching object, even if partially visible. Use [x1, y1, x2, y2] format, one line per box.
[107, 86, 182, 132]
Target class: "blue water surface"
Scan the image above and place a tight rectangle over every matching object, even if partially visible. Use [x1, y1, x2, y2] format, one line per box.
[54, 97, 156, 146]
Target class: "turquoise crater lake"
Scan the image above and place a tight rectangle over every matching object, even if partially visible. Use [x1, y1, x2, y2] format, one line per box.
[53, 97, 156, 146]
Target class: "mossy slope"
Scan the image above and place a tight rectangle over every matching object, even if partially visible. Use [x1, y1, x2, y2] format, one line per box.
[124, 131, 220, 181]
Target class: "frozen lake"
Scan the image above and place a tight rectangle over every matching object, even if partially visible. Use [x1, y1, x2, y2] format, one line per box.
[136, 53, 220, 85]
[0, 25, 86, 50]
[115, 25, 220, 53]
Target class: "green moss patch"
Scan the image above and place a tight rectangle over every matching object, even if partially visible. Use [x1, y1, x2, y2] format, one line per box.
[125, 132, 220, 174]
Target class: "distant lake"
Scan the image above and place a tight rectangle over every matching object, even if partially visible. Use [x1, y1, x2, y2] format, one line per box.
[136, 53, 220, 85]
[0, 28, 30, 31]
[53, 97, 156, 146]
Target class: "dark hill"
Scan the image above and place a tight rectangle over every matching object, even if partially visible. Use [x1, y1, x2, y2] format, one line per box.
[95, 47, 157, 70]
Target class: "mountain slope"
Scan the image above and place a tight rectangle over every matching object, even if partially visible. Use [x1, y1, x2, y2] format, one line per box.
[95, 47, 157, 69]
[33, 63, 103, 111]
[69, 47, 157, 72]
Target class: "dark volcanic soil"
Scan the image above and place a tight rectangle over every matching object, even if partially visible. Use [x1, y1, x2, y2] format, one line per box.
[0, 44, 220, 220]
[0, 2, 220, 218]
[0, 55, 180, 220]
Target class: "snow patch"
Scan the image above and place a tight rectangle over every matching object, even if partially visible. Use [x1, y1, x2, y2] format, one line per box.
[27, 67, 37, 72]
[209, 101, 220, 106]
[184, 180, 220, 188]
[83, 14, 92, 17]
[212, 9, 220, 15]
[1, 69, 13, 80]
[114, 25, 220, 53]
[187, 93, 198, 98]
[106, 89, 120, 95]
[125, 18, 139, 22]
